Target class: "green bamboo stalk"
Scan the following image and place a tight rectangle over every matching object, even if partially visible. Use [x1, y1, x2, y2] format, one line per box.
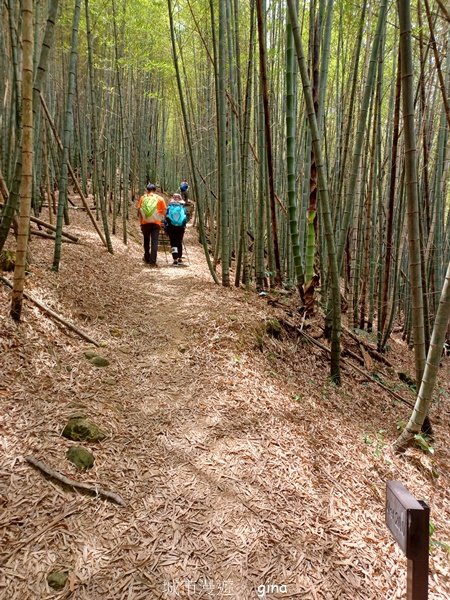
[286, 4, 305, 298]
[85, 0, 113, 253]
[336, 0, 388, 272]
[395, 259, 450, 450]
[167, 0, 219, 284]
[287, 0, 341, 383]
[397, 0, 427, 387]
[52, 0, 82, 271]
[10, 0, 33, 321]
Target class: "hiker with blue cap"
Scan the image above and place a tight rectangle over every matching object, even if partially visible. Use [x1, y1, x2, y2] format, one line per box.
[137, 183, 166, 267]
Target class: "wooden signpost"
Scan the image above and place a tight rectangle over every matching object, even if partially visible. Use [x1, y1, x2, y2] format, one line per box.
[386, 481, 430, 600]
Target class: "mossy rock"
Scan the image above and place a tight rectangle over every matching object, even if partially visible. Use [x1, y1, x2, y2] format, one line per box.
[109, 328, 123, 338]
[104, 378, 116, 386]
[0, 250, 15, 271]
[398, 371, 416, 391]
[67, 446, 94, 469]
[265, 319, 282, 339]
[47, 570, 69, 591]
[84, 350, 97, 360]
[90, 356, 110, 367]
[62, 416, 106, 442]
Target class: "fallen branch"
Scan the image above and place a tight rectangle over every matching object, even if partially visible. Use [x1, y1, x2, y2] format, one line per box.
[295, 327, 415, 408]
[31, 214, 79, 242]
[342, 347, 365, 366]
[0, 275, 99, 347]
[1, 203, 79, 242]
[25, 456, 126, 507]
[30, 228, 76, 243]
[359, 342, 374, 372]
[342, 325, 394, 367]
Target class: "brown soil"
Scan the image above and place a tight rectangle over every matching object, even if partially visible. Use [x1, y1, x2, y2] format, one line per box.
[1, 208, 449, 599]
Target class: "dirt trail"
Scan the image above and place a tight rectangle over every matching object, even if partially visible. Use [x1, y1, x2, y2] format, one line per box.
[1, 213, 449, 600]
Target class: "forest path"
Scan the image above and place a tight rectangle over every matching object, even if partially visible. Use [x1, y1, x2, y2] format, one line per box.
[1, 211, 449, 600]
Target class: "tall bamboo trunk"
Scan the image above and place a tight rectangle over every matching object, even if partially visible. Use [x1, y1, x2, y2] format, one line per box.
[256, 0, 282, 286]
[10, 0, 33, 320]
[397, 0, 427, 387]
[52, 0, 82, 271]
[287, 0, 341, 383]
[395, 259, 450, 451]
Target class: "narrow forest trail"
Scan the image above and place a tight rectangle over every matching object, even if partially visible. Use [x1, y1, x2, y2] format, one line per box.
[1, 210, 449, 600]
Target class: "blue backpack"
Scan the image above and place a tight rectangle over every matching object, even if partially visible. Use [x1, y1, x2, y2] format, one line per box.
[167, 203, 187, 227]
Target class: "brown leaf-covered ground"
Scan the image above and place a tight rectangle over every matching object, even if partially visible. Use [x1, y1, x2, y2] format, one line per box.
[1, 207, 449, 600]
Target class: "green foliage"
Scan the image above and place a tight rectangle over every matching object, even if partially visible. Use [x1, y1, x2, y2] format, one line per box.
[363, 430, 386, 457]
[429, 521, 450, 553]
[413, 433, 434, 455]
[396, 419, 406, 432]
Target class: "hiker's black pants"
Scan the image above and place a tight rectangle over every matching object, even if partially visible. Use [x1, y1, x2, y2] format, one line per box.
[141, 223, 160, 264]
[166, 225, 185, 260]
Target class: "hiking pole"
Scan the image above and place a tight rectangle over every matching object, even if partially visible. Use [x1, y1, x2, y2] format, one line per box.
[161, 231, 169, 264]
[182, 241, 191, 266]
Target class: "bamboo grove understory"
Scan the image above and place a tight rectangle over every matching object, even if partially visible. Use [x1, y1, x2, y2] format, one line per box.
[1, 0, 449, 446]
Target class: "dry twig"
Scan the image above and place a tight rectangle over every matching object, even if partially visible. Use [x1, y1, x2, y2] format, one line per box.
[25, 456, 126, 507]
[0, 275, 99, 346]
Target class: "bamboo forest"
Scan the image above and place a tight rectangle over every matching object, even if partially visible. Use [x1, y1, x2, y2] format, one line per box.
[1, 0, 449, 598]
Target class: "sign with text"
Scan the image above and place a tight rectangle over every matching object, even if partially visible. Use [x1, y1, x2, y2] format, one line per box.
[385, 481, 429, 600]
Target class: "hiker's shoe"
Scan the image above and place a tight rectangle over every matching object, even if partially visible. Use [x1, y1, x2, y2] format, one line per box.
[148, 262, 158, 268]
[172, 260, 179, 266]
[178, 258, 183, 263]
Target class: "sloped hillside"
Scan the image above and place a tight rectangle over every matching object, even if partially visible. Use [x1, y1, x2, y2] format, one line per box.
[1, 210, 449, 600]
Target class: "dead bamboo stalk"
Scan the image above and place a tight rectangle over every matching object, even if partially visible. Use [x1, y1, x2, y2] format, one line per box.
[25, 456, 126, 507]
[40, 93, 107, 248]
[295, 327, 415, 408]
[342, 325, 394, 367]
[0, 275, 99, 346]
[30, 228, 76, 242]
[30, 214, 79, 242]
[1, 203, 79, 242]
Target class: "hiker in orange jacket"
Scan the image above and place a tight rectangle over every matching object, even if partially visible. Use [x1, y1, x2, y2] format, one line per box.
[137, 183, 166, 266]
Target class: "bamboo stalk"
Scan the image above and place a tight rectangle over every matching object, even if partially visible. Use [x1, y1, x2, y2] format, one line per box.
[293, 326, 415, 408]
[1, 204, 79, 242]
[40, 93, 107, 248]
